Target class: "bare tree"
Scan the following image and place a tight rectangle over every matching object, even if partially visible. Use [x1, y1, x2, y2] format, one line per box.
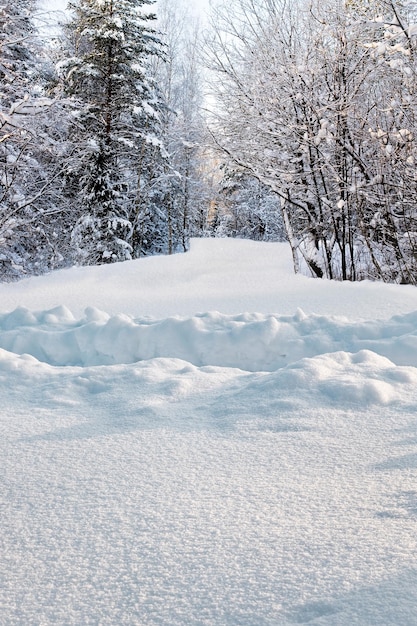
[151, 0, 212, 252]
[206, 0, 417, 283]
[0, 0, 65, 280]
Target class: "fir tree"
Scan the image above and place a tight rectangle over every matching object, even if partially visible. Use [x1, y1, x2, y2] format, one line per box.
[60, 0, 167, 264]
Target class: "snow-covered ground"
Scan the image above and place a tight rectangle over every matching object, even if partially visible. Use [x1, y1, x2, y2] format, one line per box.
[1, 238, 417, 625]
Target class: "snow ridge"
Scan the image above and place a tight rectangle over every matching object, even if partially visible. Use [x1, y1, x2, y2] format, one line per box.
[1, 305, 417, 370]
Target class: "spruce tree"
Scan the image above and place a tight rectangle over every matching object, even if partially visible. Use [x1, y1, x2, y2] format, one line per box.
[0, 1, 38, 103]
[60, 0, 167, 264]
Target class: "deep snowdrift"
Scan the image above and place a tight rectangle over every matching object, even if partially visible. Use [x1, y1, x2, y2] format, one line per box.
[1, 305, 417, 371]
[1, 239, 417, 626]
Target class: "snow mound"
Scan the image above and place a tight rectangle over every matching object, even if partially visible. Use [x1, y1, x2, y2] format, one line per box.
[245, 350, 417, 408]
[1, 305, 417, 370]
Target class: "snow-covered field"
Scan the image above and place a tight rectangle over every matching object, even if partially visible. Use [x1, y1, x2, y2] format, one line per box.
[1, 238, 417, 626]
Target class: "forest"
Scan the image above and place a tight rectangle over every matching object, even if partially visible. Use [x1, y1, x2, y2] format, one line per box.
[0, 0, 416, 283]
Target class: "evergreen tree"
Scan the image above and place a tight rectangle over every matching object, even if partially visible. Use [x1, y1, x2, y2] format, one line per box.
[217, 172, 286, 242]
[59, 0, 166, 263]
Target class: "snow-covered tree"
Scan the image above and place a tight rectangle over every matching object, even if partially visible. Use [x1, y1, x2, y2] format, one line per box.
[59, 0, 167, 263]
[206, 0, 417, 283]
[151, 0, 211, 253]
[0, 0, 63, 280]
[215, 171, 286, 242]
[359, 0, 417, 283]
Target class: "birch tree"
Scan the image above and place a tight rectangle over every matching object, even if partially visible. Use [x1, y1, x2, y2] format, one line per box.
[151, 0, 211, 253]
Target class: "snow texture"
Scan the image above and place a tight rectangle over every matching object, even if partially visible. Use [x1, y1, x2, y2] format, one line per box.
[1, 238, 417, 625]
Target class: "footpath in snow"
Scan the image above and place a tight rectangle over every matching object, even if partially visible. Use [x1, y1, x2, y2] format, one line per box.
[1, 239, 417, 625]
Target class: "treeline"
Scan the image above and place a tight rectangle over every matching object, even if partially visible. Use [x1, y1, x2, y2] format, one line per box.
[207, 0, 417, 283]
[0, 0, 285, 282]
[3, 1, 415, 285]
[0, 0, 210, 280]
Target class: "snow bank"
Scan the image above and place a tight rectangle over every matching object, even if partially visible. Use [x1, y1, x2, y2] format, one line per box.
[2, 303, 417, 412]
[1, 305, 417, 370]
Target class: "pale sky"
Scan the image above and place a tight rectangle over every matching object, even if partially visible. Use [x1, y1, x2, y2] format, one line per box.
[39, 0, 213, 47]
[43, 0, 210, 15]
